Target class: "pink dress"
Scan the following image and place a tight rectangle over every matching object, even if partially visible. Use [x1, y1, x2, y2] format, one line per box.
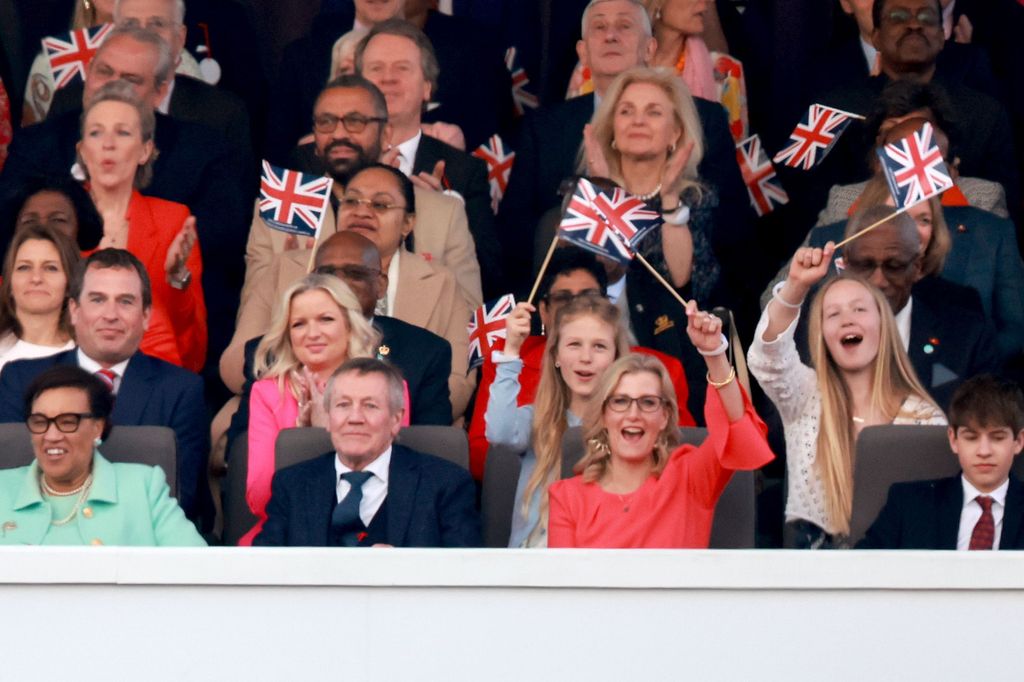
[547, 387, 775, 549]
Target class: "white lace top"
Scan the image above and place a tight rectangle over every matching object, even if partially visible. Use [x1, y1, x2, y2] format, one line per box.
[748, 310, 946, 533]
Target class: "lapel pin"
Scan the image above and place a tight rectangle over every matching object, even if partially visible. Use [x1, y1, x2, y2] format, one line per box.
[654, 314, 674, 335]
[377, 345, 390, 359]
[2, 521, 15, 537]
[956, 224, 967, 233]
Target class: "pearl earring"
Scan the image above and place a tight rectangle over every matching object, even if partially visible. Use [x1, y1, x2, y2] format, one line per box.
[611, 139, 617, 151]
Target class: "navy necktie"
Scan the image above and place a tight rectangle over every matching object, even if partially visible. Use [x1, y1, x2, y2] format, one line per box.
[332, 471, 373, 546]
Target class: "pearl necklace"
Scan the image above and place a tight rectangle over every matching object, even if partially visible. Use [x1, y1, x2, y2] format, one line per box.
[635, 183, 662, 201]
[40, 474, 93, 526]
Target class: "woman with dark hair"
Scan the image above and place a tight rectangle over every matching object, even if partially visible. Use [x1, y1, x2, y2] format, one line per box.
[0, 366, 204, 546]
[0, 224, 79, 371]
[11, 176, 103, 251]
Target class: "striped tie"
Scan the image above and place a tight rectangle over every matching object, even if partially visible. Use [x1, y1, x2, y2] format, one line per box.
[95, 368, 117, 392]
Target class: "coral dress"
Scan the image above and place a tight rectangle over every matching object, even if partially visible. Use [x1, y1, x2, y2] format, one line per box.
[547, 386, 774, 548]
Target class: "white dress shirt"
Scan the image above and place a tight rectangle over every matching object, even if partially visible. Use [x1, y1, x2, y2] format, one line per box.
[957, 476, 1008, 550]
[76, 349, 130, 394]
[858, 35, 879, 74]
[395, 131, 423, 177]
[334, 446, 393, 526]
[894, 297, 913, 352]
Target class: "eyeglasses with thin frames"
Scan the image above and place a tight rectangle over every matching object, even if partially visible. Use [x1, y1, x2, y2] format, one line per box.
[884, 8, 940, 26]
[26, 413, 97, 434]
[605, 395, 666, 413]
[339, 197, 407, 215]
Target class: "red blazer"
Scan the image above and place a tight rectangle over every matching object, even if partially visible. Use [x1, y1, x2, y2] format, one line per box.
[468, 335, 696, 480]
[85, 192, 207, 372]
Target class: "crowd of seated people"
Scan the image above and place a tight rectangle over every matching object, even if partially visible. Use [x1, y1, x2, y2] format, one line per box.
[0, 0, 1021, 552]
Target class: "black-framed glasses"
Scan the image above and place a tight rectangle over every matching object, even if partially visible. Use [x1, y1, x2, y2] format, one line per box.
[543, 289, 602, 306]
[884, 7, 940, 26]
[26, 413, 96, 434]
[605, 395, 666, 413]
[313, 113, 387, 134]
[339, 196, 407, 214]
[845, 257, 917, 277]
[315, 264, 382, 282]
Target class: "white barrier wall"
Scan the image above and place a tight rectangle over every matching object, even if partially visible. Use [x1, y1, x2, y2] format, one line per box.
[2, 548, 1022, 682]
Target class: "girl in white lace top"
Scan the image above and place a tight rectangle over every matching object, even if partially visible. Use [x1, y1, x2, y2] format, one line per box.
[749, 242, 945, 548]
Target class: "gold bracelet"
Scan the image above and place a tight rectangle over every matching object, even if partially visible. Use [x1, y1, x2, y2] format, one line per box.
[706, 367, 736, 389]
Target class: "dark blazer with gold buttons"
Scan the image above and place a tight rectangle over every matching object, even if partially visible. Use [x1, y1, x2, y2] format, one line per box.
[0, 453, 205, 546]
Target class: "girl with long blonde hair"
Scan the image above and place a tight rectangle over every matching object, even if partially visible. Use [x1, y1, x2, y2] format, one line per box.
[749, 240, 945, 548]
[485, 293, 630, 547]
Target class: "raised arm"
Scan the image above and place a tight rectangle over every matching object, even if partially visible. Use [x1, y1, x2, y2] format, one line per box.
[761, 242, 835, 343]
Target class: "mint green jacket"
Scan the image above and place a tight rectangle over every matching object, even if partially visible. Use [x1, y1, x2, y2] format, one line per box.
[0, 452, 206, 546]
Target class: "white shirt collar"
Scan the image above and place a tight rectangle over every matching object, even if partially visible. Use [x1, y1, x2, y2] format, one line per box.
[76, 348, 131, 393]
[942, 1, 956, 40]
[961, 474, 1009, 510]
[894, 296, 913, 351]
[335, 444, 392, 486]
[858, 35, 879, 73]
[605, 275, 626, 305]
[157, 76, 176, 115]
[395, 131, 422, 177]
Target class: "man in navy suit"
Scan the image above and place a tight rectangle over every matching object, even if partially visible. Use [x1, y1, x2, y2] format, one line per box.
[253, 357, 480, 547]
[858, 375, 1024, 549]
[0, 249, 209, 521]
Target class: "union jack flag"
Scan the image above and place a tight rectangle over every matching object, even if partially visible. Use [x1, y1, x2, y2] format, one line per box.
[736, 134, 788, 216]
[472, 134, 516, 213]
[467, 294, 516, 370]
[875, 122, 953, 208]
[505, 47, 539, 116]
[558, 178, 662, 265]
[258, 161, 333, 238]
[773, 104, 857, 170]
[42, 24, 113, 90]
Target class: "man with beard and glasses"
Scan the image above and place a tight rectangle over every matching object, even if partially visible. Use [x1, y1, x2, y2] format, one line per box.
[238, 75, 481, 378]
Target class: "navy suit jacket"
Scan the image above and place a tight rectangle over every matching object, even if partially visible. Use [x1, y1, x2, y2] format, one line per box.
[858, 474, 1024, 549]
[0, 349, 209, 519]
[497, 92, 756, 301]
[252, 445, 481, 547]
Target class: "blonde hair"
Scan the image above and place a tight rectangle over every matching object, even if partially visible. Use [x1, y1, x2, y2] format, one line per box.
[576, 353, 681, 481]
[857, 175, 951, 277]
[522, 294, 631, 537]
[583, 66, 705, 199]
[807, 274, 940, 535]
[80, 80, 157, 188]
[328, 28, 369, 81]
[254, 274, 380, 403]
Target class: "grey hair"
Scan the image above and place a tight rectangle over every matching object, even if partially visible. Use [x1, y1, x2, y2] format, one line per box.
[97, 25, 175, 88]
[81, 80, 158, 188]
[580, 0, 652, 38]
[114, 0, 186, 25]
[354, 18, 441, 94]
[323, 357, 406, 415]
[844, 205, 922, 258]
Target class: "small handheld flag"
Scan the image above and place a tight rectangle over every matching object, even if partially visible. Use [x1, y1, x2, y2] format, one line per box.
[773, 104, 859, 170]
[42, 24, 113, 90]
[505, 47, 539, 116]
[258, 161, 333, 238]
[467, 294, 516, 370]
[736, 134, 788, 216]
[875, 121, 953, 208]
[558, 178, 662, 265]
[472, 134, 516, 213]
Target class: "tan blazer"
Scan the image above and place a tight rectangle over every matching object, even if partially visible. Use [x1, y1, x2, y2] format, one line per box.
[222, 247, 475, 419]
[240, 185, 482, 316]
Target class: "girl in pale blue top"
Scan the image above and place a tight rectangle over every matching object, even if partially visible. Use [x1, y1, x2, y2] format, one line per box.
[485, 293, 630, 547]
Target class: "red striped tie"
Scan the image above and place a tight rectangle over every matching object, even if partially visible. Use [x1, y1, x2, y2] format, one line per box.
[968, 496, 995, 550]
[95, 369, 117, 392]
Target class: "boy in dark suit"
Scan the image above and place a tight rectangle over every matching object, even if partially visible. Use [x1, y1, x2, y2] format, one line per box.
[858, 375, 1024, 549]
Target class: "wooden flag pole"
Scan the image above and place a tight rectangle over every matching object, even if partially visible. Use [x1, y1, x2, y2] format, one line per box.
[832, 204, 911, 249]
[634, 252, 689, 309]
[527, 234, 560, 305]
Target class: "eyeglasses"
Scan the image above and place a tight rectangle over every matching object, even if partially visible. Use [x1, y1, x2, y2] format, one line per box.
[845, 257, 917, 277]
[313, 113, 387, 134]
[339, 197, 407, 214]
[117, 17, 178, 31]
[883, 8, 940, 26]
[543, 289, 602, 306]
[605, 395, 666, 413]
[26, 413, 96, 434]
[315, 264, 382, 282]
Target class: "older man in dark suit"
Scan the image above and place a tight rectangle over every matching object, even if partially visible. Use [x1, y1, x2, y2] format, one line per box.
[254, 357, 479, 547]
[0, 249, 209, 521]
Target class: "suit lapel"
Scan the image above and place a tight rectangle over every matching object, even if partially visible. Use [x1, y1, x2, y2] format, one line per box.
[1001, 476, 1024, 549]
[936, 476, 964, 550]
[392, 251, 441, 329]
[112, 353, 152, 424]
[303, 454, 338, 545]
[412, 136, 438, 176]
[386, 445, 420, 547]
